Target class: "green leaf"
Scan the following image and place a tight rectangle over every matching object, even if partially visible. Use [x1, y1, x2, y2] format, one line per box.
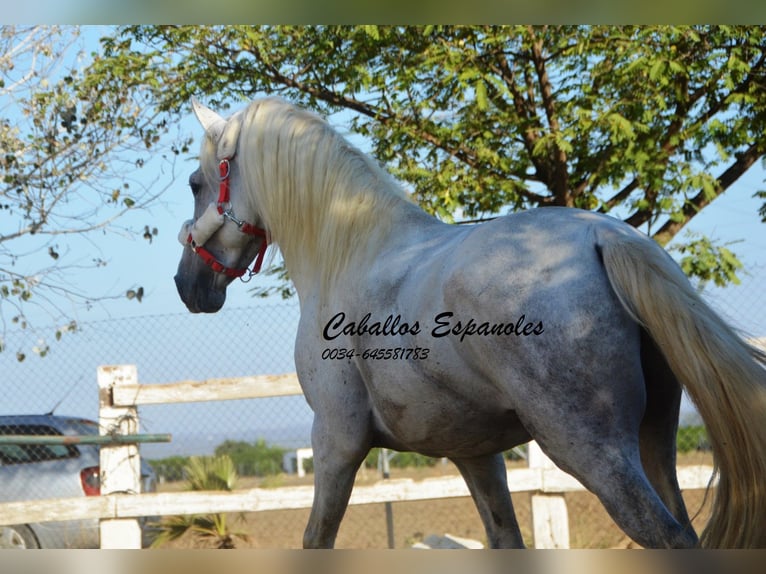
[755, 190, 766, 223]
[668, 60, 686, 75]
[363, 25, 380, 40]
[671, 233, 744, 287]
[669, 211, 686, 223]
[700, 176, 717, 201]
[649, 59, 667, 82]
[475, 79, 488, 111]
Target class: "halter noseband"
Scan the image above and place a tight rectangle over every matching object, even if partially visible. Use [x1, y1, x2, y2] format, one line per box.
[181, 158, 268, 280]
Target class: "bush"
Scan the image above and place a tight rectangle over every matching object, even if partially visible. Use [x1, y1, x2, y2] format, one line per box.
[214, 438, 287, 477]
[151, 455, 249, 549]
[363, 448, 438, 471]
[149, 455, 189, 482]
[505, 445, 527, 461]
[677, 426, 710, 453]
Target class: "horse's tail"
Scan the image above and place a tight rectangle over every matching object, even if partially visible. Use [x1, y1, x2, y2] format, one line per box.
[597, 227, 766, 549]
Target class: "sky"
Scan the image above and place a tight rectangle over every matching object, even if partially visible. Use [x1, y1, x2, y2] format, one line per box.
[1, 27, 765, 457]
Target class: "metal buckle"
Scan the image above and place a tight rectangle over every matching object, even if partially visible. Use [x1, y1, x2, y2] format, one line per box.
[222, 209, 245, 229]
[218, 158, 231, 180]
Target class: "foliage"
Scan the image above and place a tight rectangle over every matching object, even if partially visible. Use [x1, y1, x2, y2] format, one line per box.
[756, 190, 766, 222]
[676, 425, 710, 453]
[151, 455, 249, 549]
[0, 26, 187, 355]
[505, 445, 527, 461]
[98, 25, 766, 290]
[214, 438, 287, 477]
[148, 455, 188, 482]
[151, 439, 287, 482]
[183, 455, 239, 491]
[364, 448, 439, 470]
[670, 233, 744, 289]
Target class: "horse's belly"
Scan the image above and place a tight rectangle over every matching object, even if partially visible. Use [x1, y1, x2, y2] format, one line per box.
[364, 368, 531, 458]
[372, 406, 530, 458]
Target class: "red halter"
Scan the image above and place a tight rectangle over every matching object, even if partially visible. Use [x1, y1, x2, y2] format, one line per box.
[185, 158, 268, 280]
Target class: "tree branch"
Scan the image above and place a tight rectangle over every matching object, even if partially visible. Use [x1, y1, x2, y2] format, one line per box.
[652, 142, 762, 245]
[599, 178, 640, 213]
[528, 26, 570, 206]
[253, 46, 554, 207]
[492, 53, 545, 174]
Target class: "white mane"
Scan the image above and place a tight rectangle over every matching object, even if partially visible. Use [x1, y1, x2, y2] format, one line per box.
[216, 97, 412, 296]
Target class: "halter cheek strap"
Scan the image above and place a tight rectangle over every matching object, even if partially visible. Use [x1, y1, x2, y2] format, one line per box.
[180, 158, 268, 280]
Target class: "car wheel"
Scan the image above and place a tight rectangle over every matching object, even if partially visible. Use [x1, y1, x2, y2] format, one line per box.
[0, 525, 40, 549]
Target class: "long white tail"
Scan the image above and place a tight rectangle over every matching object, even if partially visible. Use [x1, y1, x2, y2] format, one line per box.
[598, 229, 766, 548]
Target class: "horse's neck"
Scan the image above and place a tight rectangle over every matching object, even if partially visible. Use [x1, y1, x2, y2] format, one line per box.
[285, 195, 441, 300]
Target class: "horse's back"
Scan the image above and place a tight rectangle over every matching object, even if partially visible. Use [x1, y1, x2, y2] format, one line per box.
[427, 207, 639, 328]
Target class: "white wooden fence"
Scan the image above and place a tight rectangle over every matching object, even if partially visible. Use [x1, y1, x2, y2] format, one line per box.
[0, 364, 716, 549]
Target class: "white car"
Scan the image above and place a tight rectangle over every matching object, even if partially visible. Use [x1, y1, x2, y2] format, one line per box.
[0, 414, 157, 548]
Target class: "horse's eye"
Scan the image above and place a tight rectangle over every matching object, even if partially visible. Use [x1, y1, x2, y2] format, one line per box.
[190, 181, 201, 196]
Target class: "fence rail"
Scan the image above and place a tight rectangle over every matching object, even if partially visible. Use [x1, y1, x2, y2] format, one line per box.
[0, 364, 718, 549]
[111, 372, 303, 405]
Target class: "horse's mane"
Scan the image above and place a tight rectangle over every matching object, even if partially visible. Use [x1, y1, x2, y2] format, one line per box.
[219, 97, 412, 296]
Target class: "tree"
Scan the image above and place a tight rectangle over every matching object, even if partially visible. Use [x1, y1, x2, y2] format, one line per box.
[0, 26, 189, 356]
[214, 438, 286, 477]
[100, 25, 765, 293]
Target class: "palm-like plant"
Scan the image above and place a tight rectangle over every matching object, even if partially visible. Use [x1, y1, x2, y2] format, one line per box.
[151, 455, 250, 549]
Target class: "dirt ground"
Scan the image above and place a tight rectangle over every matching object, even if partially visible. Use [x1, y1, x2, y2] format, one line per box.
[154, 451, 714, 549]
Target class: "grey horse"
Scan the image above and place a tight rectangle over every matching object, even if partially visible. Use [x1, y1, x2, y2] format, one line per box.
[174, 96, 766, 549]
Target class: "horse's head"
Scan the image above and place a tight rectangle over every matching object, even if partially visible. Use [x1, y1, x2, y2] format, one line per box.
[174, 98, 268, 313]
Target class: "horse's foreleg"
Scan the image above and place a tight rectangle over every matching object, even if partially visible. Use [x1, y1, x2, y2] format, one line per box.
[452, 453, 526, 548]
[303, 416, 370, 549]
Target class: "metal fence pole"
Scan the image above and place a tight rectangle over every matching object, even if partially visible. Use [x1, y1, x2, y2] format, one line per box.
[380, 448, 395, 548]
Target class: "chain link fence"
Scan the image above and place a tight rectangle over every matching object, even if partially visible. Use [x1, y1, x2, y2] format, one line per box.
[1, 265, 764, 548]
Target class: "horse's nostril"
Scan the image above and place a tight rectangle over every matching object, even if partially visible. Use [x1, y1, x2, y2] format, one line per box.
[174, 272, 226, 313]
[174, 273, 196, 312]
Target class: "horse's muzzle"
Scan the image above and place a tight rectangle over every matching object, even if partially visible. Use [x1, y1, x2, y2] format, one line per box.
[174, 272, 226, 313]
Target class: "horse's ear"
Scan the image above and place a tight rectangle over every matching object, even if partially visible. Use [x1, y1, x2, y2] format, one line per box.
[192, 97, 227, 144]
[191, 97, 241, 160]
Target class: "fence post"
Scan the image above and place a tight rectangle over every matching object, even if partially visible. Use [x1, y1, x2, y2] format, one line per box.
[380, 448, 395, 549]
[528, 441, 570, 549]
[98, 364, 142, 549]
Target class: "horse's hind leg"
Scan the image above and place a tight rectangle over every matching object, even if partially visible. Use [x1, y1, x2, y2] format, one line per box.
[452, 453, 526, 548]
[536, 426, 698, 548]
[569, 444, 698, 548]
[639, 331, 696, 539]
[515, 342, 698, 548]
